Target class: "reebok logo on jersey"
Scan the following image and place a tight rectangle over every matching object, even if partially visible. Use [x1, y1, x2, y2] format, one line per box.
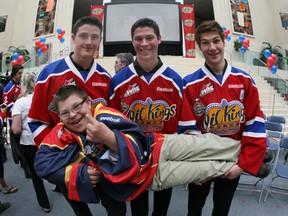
[228, 84, 244, 89]
[157, 87, 173, 92]
[92, 82, 108, 87]
[124, 83, 140, 98]
[200, 83, 214, 97]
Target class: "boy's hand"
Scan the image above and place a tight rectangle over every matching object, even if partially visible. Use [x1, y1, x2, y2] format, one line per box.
[87, 166, 101, 187]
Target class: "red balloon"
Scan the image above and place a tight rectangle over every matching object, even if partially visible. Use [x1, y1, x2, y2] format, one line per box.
[17, 55, 24, 64]
[271, 54, 277, 62]
[60, 30, 65, 36]
[42, 45, 48, 53]
[11, 60, 18, 67]
[35, 40, 41, 48]
[267, 56, 274, 66]
[58, 34, 63, 40]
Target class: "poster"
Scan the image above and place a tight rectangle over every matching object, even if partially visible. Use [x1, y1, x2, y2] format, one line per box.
[229, 0, 254, 37]
[34, 0, 57, 38]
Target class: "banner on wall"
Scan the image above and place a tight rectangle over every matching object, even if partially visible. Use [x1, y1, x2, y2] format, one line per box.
[90, 5, 105, 59]
[180, 4, 195, 58]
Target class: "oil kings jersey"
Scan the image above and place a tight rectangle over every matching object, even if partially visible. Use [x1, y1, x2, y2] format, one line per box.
[179, 64, 266, 175]
[28, 57, 111, 146]
[109, 63, 183, 134]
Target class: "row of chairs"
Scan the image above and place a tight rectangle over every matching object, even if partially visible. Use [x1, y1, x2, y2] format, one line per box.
[237, 115, 288, 203]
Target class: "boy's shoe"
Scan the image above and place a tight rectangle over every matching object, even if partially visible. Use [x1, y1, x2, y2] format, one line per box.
[263, 151, 273, 163]
[0, 202, 11, 214]
[256, 163, 271, 178]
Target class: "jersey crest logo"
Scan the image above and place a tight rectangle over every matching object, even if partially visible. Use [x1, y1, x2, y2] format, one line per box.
[193, 98, 206, 117]
[202, 99, 245, 136]
[199, 83, 214, 98]
[63, 78, 76, 86]
[124, 83, 140, 98]
[127, 97, 176, 132]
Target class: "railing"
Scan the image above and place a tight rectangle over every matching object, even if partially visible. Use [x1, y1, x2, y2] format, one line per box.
[225, 49, 288, 122]
[22, 46, 70, 76]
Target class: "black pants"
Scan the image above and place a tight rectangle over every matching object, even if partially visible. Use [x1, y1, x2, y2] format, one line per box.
[22, 145, 50, 209]
[187, 177, 240, 216]
[131, 188, 173, 216]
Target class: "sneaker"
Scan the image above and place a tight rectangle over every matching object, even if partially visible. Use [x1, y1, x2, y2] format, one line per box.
[256, 163, 271, 178]
[0, 202, 11, 214]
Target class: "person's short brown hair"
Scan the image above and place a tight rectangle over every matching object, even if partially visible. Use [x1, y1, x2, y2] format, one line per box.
[195, 20, 225, 47]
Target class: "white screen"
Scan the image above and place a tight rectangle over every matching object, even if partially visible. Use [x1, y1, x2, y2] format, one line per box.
[104, 3, 181, 43]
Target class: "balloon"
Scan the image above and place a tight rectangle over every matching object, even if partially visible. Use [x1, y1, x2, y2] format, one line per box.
[263, 49, 271, 59]
[221, 26, 227, 31]
[242, 0, 247, 4]
[57, 34, 63, 40]
[225, 29, 230, 35]
[60, 30, 65, 36]
[17, 55, 24, 64]
[266, 61, 273, 69]
[240, 46, 246, 53]
[267, 56, 274, 65]
[57, 28, 62, 34]
[271, 53, 277, 62]
[12, 52, 19, 60]
[37, 49, 43, 56]
[239, 35, 245, 42]
[270, 65, 277, 74]
[39, 42, 45, 48]
[42, 45, 48, 53]
[40, 37, 46, 43]
[226, 35, 231, 41]
[35, 40, 41, 48]
[60, 38, 65, 43]
[11, 60, 18, 67]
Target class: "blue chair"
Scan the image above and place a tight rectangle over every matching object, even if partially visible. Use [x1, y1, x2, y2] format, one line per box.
[264, 136, 288, 202]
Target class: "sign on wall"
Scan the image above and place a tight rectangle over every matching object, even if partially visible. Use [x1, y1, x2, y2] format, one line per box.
[34, 0, 57, 38]
[229, 0, 254, 37]
[0, 15, 8, 33]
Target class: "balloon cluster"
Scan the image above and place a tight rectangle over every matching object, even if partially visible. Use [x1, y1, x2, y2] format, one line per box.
[221, 26, 231, 41]
[263, 49, 278, 74]
[11, 52, 24, 67]
[57, 28, 65, 43]
[35, 37, 48, 56]
[239, 35, 250, 53]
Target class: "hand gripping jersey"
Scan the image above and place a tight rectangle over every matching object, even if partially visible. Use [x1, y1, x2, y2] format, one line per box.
[178, 65, 266, 175]
[109, 63, 183, 134]
[34, 104, 164, 203]
[28, 57, 111, 146]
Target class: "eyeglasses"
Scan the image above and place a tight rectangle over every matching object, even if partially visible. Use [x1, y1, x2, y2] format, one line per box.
[59, 98, 87, 120]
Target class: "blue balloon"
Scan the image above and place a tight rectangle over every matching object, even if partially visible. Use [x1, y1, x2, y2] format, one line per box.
[242, 0, 247, 4]
[240, 46, 246, 53]
[40, 37, 46, 43]
[270, 65, 277, 74]
[57, 28, 62, 34]
[239, 35, 245, 42]
[221, 26, 227, 31]
[264, 49, 271, 59]
[226, 35, 231, 41]
[12, 52, 19, 60]
[37, 49, 43, 56]
[60, 38, 65, 43]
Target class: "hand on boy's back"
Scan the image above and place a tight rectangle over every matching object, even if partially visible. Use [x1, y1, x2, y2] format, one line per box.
[87, 166, 101, 187]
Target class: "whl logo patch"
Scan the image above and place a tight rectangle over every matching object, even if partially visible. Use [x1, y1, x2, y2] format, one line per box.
[124, 83, 140, 98]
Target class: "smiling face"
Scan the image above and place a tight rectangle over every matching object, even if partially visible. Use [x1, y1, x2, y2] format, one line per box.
[71, 24, 102, 66]
[132, 26, 161, 62]
[198, 31, 225, 73]
[57, 93, 91, 133]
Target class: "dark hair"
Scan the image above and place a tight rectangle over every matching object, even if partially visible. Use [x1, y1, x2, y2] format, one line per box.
[131, 18, 160, 39]
[52, 85, 88, 113]
[11, 64, 23, 78]
[72, 16, 102, 35]
[195, 20, 225, 47]
[116, 53, 134, 66]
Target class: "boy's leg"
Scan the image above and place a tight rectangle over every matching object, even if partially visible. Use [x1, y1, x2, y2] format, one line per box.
[130, 190, 149, 216]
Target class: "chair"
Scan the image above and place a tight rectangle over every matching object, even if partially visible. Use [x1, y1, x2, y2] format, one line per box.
[264, 136, 288, 202]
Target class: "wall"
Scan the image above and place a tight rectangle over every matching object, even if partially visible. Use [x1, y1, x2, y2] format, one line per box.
[0, 0, 75, 71]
